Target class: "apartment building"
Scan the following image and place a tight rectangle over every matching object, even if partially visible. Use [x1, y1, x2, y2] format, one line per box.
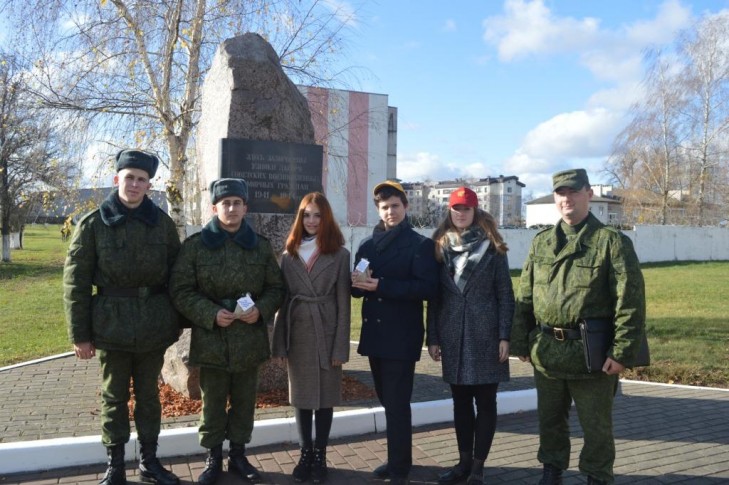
[403, 176, 525, 227]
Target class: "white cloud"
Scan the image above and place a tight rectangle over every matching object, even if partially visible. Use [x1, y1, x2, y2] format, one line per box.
[483, 0, 698, 196]
[482, 0, 694, 82]
[482, 0, 600, 61]
[442, 19, 457, 32]
[397, 152, 462, 182]
[625, 0, 693, 45]
[521, 109, 623, 160]
[321, 0, 358, 27]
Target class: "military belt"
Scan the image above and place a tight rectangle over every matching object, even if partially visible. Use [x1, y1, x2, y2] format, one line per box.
[97, 285, 166, 298]
[539, 324, 581, 341]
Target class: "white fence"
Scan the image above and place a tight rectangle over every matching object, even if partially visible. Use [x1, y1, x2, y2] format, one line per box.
[14, 225, 725, 269]
[343, 225, 729, 270]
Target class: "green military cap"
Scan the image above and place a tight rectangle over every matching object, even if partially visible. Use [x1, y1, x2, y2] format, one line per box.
[552, 168, 590, 191]
[210, 178, 249, 204]
[115, 149, 160, 178]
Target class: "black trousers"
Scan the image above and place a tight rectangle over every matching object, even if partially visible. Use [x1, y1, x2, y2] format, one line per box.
[368, 357, 416, 478]
[450, 383, 499, 461]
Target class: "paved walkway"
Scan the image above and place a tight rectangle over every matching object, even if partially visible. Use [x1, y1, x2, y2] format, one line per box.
[2, 346, 729, 483]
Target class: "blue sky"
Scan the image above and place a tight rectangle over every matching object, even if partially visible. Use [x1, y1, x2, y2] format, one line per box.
[340, 0, 729, 197]
[3, 1, 728, 196]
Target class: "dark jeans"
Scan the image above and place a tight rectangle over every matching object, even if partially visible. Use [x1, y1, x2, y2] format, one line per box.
[368, 357, 416, 478]
[450, 383, 499, 461]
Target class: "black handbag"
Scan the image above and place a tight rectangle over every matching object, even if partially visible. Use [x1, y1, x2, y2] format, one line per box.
[579, 318, 650, 372]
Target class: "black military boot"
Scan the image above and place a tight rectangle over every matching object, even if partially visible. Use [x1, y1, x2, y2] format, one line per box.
[311, 447, 328, 483]
[538, 463, 563, 485]
[100, 444, 126, 485]
[228, 442, 263, 483]
[587, 476, 607, 485]
[438, 451, 472, 484]
[292, 447, 313, 482]
[197, 445, 223, 485]
[465, 458, 484, 485]
[138, 442, 180, 484]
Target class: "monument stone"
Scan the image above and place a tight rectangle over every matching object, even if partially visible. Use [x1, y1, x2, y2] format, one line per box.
[162, 32, 320, 398]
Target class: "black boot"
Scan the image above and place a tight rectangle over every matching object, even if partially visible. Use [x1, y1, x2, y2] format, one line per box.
[100, 444, 126, 485]
[197, 445, 223, 485]
[139, 442, 180, 485]
[311, 447, 328, 483]
[465, 458, 485, 485]
[538, 463, 563, 485]
[438, 451, 472, 484]
[228, 442, 263, 483]
[292, 447, 313, 482]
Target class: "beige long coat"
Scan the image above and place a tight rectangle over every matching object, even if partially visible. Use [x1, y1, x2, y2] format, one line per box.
[272, 247, 351, 409]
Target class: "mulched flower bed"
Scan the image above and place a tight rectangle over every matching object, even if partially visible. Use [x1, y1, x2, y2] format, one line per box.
[129, 374, 376, 419]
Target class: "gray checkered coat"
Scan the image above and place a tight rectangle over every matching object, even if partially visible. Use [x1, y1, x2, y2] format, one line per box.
[426, 247, 515, 385]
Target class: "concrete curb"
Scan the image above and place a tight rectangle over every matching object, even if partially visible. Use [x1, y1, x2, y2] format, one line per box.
[0, 389, 537, 475]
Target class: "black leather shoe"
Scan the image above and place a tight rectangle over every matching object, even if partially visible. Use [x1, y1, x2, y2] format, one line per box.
[139, 442, 180, 485]
[538, 463, 563, 485]
[311, 447, 328, 483]
[197, 445, 223, 485]
[100, 444, 126, 485]
[229, 443, 263, 483]
[438, 462, 471, 485]
[373, 462, 389, 479]
[292, 447, 313, 482]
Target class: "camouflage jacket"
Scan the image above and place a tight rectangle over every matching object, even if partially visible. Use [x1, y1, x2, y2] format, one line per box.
[511, 213, 646, 378]
[169, 218, 285, 372]
[63, 192, 182, 353]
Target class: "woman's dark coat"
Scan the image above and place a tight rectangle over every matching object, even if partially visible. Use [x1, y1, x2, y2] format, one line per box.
[426, 246, 515, 385]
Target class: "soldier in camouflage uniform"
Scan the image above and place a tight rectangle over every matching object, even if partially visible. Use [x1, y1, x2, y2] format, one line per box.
[511, 169, 646, 485]
[64, 150, 181, 485]
[169, 178, 284, 485]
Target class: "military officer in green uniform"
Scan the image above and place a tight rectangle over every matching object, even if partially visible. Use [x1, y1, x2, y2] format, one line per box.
[511, 169, 646, 485]
[64, 149, 181, 485]
[169, 178, 285, 485]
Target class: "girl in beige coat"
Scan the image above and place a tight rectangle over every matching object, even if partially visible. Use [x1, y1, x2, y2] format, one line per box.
[273, 192, 351, 483]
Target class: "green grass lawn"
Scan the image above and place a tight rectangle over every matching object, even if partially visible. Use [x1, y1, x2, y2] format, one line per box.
[0, 224, 70, 364]
[2, 225, 728, 388]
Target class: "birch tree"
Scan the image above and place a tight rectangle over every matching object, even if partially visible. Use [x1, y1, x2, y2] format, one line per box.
[606, 50, 688, 225]
[678, 13, 729, 225]
[0, 53, 74, 262]
[4, 0, 362, 237]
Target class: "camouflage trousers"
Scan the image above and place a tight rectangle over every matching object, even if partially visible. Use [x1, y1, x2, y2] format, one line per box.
[97, 349, 165, 447]
[198, 366, 259, 449]
[535, 371, 619, 484]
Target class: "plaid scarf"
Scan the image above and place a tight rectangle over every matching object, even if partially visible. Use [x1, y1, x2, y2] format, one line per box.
[443, 227, 489, 292]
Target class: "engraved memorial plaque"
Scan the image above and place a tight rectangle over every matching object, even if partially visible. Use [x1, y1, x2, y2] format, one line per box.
[220, 138, 323, 214]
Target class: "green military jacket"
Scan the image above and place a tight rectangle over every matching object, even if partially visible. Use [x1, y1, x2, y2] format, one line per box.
[63, 193, 182, 353]
[511, 213, 646, 379]
[169, 218, 285, 372]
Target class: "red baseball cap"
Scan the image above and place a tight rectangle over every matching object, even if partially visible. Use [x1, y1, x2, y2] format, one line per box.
[448, 187, 478, 208]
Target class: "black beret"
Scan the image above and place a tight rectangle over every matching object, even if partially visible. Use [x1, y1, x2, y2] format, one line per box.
[115, 149, 160, 178]
[552, 168, 590, 191]
[210, 178, 249, 204]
